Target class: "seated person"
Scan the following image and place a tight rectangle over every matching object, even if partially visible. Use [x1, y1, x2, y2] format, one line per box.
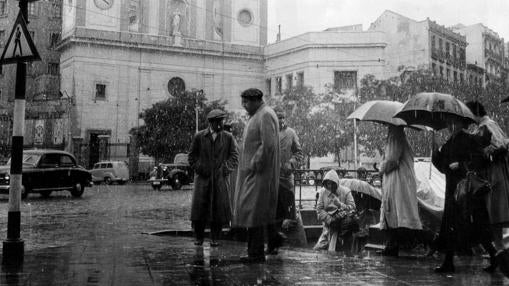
[313, 170, 357, 251]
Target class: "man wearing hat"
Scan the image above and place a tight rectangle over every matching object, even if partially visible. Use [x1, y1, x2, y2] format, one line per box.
[232, 88, 280, 263]
[189, 109, 239, 246]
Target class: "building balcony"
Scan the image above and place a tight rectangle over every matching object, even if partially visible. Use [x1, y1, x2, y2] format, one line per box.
[485, 49, 503, 63]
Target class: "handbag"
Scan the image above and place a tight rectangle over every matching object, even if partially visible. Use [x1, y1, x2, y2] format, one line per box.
[326, 206, 360, 236]
[455, 171, 490, 202]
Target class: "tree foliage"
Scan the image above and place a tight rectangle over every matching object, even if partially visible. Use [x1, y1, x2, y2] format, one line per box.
[130, 91, 228, 162]
[267, 86, 357, 167]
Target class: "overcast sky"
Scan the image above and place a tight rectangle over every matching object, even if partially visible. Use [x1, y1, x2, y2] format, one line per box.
[267, 0, 509, 44]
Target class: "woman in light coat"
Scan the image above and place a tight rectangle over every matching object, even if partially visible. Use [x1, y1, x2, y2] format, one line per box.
[379, 125, 422, 256]
[313, 170, 356, 251]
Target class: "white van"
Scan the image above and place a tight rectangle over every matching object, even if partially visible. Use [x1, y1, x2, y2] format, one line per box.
[90, 161, 129, 184]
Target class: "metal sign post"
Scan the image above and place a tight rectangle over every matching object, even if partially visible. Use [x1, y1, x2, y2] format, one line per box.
[1, 0, 40, 266]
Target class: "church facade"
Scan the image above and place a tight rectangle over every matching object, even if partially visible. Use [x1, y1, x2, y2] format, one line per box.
[59, 0, 267, 168]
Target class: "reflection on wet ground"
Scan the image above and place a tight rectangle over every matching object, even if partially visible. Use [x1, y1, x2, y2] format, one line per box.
[0, 184, 507, 285]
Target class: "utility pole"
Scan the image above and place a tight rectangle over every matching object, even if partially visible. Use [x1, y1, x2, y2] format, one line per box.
[2, 0, 38, 266]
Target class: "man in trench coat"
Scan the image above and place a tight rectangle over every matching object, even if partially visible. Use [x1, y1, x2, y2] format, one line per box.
[189, 109, 239, 246]
[233, 88, 280, 263]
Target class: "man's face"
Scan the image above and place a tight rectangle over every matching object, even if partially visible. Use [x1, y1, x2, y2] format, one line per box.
[278, 116, 285, 130]
[241, 97, 261, 115]
[209, 119, 224, 132]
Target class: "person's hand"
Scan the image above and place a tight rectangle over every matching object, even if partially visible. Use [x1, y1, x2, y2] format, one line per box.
[484, 145, 497, 155]
[281, 219, 297, 231]
[449, 162, 459, 170]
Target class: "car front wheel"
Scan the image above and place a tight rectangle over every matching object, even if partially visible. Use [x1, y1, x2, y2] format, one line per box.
[171, 175, 182, 190]
[70, 182, 84, 197]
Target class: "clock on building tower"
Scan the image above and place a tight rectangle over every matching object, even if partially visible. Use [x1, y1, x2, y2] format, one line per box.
[94, 0, 113, 10]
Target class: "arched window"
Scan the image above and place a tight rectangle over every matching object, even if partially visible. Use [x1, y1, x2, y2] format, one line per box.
[167, 77, 186, 96]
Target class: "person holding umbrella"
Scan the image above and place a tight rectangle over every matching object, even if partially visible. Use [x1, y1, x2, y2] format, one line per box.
[378, 125, 422, 256]
[431, 116, 495, 273]
[348, 100, 422, 256]
[466, 101, 509, 276]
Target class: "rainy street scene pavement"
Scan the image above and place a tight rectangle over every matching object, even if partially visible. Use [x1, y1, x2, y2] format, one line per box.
[1, 0, 509, 285]
[0, 183, 507, 285]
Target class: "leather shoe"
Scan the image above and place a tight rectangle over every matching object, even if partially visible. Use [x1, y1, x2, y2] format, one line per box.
[483, 255, 498, 273]
[240, 255, 266, 263]
[194, 240, 204, 246]
[434, 264, 455, 273]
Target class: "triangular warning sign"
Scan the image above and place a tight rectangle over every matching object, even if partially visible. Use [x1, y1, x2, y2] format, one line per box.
[0, 11, 41, 65]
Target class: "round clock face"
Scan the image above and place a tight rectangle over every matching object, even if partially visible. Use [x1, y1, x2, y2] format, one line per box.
[94, 0, 113, 10]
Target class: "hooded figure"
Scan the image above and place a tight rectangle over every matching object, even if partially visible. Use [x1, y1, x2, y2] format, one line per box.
[313, 170, 356, 251]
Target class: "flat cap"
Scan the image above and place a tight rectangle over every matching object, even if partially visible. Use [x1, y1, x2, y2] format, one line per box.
[240, 88, 263, 99]
[207, 109, 227, 120]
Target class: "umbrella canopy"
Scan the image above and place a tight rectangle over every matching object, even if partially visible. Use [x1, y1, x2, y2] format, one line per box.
[338, 178, 382, 200]
[347, 100, 408, 126]
[393, 92, 475, 130]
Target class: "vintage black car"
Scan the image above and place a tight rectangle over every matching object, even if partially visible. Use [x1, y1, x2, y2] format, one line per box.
[0, 149, 92, 199]
[148, 153, 194, 190]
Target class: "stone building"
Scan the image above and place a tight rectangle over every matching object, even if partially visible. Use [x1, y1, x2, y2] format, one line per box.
[264, 26, 387, 97]
[59, 0, 267, 169]
[0, 0, 66, 162]
[369, 10, 467, 83]
[451, 23, 505, 86]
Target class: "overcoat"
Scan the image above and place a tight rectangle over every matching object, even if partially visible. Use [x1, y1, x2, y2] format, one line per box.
[189, 129, 239, 225]
[379, 126, 422, 230]
[432, 129, 489, 252]
[277, 126, 303, 220]
[476, 116, 509, 227]
[232, 103, 280, 227]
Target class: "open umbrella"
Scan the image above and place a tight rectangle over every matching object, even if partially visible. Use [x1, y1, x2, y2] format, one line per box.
[393, 92, 475, 130]
[347, 100, 408, 126]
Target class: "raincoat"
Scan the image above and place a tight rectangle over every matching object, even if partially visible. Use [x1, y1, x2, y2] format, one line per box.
[476, 116, 509, 226]
[379, 126, 422, 230]
[314, 170, 356, 251]
[189, 129, 239, 225]
[232, 103, 280, 228]
[277, 126, 303, 220]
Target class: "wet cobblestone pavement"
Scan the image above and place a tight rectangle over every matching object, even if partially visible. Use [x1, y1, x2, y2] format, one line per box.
[0, 184, 508, 285]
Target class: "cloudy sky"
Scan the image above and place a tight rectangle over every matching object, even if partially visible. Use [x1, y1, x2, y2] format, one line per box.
[267, 0, 509, 44]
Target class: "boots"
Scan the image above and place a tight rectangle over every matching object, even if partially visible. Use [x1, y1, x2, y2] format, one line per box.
[482, 243, 498, 273]
[496, 249, 509, 278]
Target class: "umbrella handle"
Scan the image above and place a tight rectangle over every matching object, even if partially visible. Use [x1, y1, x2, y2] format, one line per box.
[429, 131, 435, 180]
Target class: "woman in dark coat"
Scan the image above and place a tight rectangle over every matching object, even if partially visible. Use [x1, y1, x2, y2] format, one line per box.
[189, 109, 239, 246]
[432, 117, 496, 273]
[466, 101, 509, 276]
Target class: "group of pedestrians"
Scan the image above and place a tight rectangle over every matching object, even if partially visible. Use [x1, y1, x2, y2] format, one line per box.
[186, 88, 509, 274]
[375, 100, 509, 276]
[188, 88, 303, 263]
